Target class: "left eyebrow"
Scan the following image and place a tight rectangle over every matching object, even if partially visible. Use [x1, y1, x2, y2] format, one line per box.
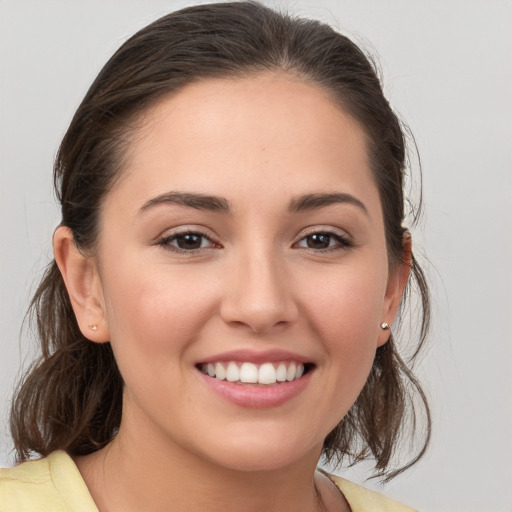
[138, 191, 231, 215]
[288, 193, 368, 216]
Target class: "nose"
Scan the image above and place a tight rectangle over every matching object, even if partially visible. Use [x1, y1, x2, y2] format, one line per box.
[219, 247, 299, 334]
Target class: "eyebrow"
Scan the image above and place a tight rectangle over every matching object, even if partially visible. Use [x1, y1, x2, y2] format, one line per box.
[288, 193, 368, 215]
[139, 192, 231, 214]
[138, 191, 367, 216]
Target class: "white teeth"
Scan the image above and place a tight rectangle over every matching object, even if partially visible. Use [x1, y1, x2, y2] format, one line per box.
[201, 361, 308, 385]
[240, 362, 258, 383]
[226, 362, 239, 382]
[215, 362, 226, 380]
[286, 362, 297, 381]
[276, 363, 287, 382]
[258, 363, 277, 384]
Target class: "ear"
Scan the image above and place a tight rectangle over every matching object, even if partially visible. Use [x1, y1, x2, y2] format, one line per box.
[377, 231, 412, 347]
[53, 226, 110, 343]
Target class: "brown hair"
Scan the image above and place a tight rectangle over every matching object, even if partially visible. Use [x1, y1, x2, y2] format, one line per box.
[11, 1, 430, 479]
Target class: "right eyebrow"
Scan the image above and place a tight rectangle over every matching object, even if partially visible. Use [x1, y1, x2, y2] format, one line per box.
[138, 191, 231, 215]
[288, 192, 368, 216]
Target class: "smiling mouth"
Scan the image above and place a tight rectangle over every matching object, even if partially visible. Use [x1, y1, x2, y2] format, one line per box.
[197, 361, 313, 385]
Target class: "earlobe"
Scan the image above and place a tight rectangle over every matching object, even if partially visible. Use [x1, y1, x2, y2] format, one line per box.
[53, 226, 110, 343]
[377, 232, 412, 347]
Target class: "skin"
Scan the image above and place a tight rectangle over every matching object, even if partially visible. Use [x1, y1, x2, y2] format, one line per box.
[54, 72, 410, 512]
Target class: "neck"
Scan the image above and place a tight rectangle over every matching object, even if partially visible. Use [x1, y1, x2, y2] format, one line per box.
[76, 420, 327, 512]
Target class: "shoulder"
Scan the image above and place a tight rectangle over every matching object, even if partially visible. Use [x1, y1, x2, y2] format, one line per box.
[0, 451, 98, 512]
[329, 475, 419, 512]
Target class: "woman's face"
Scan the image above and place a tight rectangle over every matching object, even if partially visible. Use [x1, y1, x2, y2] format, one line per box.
[89, 73, 405, 471]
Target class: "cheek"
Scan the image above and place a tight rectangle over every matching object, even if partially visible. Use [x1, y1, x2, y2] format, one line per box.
[100, 263, 217, 364]
[285, 266, 387, 435]
[98, 266, 218, 417]
[301, 262, 387, 366]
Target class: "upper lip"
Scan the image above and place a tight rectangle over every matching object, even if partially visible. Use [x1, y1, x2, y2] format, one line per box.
[198, 349, 312, 365]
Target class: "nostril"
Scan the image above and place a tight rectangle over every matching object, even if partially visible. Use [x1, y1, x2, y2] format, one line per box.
[219, 270, 299, 333]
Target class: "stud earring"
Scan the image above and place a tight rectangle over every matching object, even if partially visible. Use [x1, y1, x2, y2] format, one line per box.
[88, 323, 98, 331]
[380, 322, 390, 331]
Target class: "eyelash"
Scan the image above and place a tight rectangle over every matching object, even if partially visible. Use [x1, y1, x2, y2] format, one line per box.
[157, 229, 353, 253]
[293, 230, 353, 252]
[157, 230, 220, 253]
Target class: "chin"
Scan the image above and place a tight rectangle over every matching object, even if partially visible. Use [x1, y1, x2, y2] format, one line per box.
[196, 431, 322, 473]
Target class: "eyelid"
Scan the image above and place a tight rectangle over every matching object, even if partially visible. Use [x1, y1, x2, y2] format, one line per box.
[156, 224, 218, 240]
[295, 225, 352, 240]
[293, 226, 354, 250]
[156, 225, 222, 252]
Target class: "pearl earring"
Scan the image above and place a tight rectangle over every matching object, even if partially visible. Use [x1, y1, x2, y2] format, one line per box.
[380, 322, 390, 331]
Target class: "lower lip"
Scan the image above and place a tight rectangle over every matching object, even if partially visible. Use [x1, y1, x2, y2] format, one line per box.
[198, 370, 312, 409]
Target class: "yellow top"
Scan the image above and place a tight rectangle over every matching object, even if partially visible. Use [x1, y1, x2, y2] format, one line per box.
[0, 451, 417, 511]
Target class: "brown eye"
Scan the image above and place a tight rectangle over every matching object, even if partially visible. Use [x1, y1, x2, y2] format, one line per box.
[159, 231, 217, 252]
[305, 233, 331, 249]
[175, 233, 204, 250]
[295, 231, 351, 251]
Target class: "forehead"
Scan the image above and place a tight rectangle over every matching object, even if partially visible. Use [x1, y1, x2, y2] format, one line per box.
[135, 72, 367, 155]
[108, 72, 378, 216]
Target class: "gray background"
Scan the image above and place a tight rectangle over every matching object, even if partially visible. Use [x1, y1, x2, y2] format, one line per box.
[1, 1, 511, 511]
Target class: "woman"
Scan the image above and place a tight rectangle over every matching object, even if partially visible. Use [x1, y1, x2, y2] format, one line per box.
[1, 2, 430, 511]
